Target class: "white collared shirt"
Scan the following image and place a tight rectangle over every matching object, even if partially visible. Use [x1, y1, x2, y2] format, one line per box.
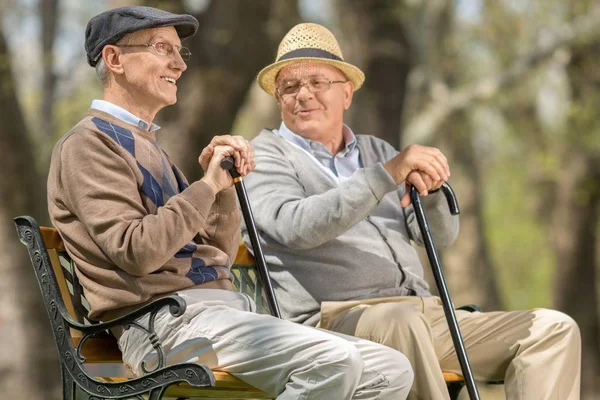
[90, 100, 161, 132]
[275, 122, 362, 182]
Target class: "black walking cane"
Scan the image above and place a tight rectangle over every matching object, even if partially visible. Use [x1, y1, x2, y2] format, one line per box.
[410, 183, 480, 400]
[220, 157, 282, 319]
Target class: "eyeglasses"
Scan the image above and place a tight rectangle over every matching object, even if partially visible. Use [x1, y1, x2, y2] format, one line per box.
[276, 78, 348, 98]
[117, 42, 191, 60]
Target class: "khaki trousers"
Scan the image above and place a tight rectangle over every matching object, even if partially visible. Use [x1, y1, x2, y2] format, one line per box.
[321, 296, 581, 400]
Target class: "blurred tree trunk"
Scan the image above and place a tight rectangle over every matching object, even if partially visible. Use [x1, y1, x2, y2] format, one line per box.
[40, 0, 59, 139]
[440, 121, 505, 311]
[0, 26, 60, 399]
[146, 0, 293, 181]
[551, 152, 600, 396]
[337, 0, 412, 149]
[553, 37, 600, 395]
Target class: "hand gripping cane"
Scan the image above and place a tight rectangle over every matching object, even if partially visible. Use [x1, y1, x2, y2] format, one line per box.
[220, 157, 281, 318]
[410, 183, 480, 400]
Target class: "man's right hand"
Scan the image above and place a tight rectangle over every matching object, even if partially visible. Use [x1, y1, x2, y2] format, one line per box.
[383, 144, 450, 194]
[199, 135, 255, 176]
[200, 145, 237, 194]
[198, 135, 256, 195]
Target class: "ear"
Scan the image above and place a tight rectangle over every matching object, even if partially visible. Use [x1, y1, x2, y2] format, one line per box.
[343, 82, 354, 110]
[102, 45, 125, 76]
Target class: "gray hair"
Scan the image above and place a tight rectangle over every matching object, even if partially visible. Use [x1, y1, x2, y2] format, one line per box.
[94, 32, 143, 85]
[95, 58, 109, 85]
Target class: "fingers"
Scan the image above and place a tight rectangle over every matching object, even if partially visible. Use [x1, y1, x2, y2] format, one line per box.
[417, 148, 448, 182]
[392, 144, 450, 185]
[406, 171, 428, 196]
[431, 179, 444, 191]
[400, 170, 445, 207]
[420, 172, 434, 191]
[419, 171, 444, 191]
[210, 135, 254, 175]
[210, 145, 236, 164]
[198, 144, 214, 172]
[232, 150, 242, 173]
[400, 189, 412, 207]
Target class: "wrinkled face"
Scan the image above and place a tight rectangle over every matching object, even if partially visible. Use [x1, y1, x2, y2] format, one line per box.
[118, 26, 187, 110]
[276, 62, 353, 140]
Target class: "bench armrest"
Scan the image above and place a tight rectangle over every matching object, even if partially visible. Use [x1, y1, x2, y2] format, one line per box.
[66, 294, 188, 373]
[456, 304, 482, 313]
[63, 294, 186, 334]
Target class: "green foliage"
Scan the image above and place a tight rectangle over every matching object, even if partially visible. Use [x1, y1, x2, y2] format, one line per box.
[55, 72, 104, 141]
[483, 134, 555, 310]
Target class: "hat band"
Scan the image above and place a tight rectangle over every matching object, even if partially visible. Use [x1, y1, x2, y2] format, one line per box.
[277, 48, 343, 62]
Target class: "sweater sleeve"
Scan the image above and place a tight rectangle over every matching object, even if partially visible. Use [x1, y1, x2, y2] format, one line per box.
[58, 131, 219, 276]
[198, 187, 241, 265]
[245, 136, 399, 250]
[167, 162, 241, 264]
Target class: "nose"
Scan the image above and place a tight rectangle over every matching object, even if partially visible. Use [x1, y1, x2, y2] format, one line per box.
[171, 51, 188, 72]
[296, 83, 313, 101]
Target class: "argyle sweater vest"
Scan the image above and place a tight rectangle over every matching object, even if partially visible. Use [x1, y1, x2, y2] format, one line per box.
[48, 109, 240, 320]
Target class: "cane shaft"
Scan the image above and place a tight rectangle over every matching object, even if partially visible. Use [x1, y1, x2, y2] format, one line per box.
[221, 157, 282, 318]
[411, 184, 480, 400]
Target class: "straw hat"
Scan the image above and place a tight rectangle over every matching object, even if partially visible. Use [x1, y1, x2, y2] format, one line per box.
[257, 23, 365, 96]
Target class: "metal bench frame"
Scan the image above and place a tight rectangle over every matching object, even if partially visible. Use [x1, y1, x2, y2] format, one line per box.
[14, 216, 272, 400]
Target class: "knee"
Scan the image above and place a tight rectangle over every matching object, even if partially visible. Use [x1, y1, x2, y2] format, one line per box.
[385, 351, 415, 394]
[363, 303, 430, 340]
[367, 344, 414, 399]
[533, 308, 581, 344]
[322, 340, 365, 382]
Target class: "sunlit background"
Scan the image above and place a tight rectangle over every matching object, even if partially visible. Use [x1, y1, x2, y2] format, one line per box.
[1, 0, 598, 398]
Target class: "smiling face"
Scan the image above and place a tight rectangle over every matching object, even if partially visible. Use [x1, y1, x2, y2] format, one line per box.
[276, 62, 353, 143]
[104, 26, 187, 120]
[123, 26, 186, 107]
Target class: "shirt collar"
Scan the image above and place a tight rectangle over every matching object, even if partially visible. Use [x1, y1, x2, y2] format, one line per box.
[90, 100, 161, 132]
[278, 122, 357, 156]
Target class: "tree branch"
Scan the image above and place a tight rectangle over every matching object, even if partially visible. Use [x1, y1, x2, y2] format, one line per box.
[404, 6, 600, 143]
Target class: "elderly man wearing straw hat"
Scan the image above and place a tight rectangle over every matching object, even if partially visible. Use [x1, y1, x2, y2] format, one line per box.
[243, 23, 581, 400]
[48, 6, 414, 400]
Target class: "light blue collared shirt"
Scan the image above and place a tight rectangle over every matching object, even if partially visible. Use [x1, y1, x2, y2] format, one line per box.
[276, 122, 361, 181]
[90, 100, 161, 132]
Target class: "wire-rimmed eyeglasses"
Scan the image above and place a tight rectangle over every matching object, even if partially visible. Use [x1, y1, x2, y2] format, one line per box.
[117, 42, 191, 60]
[276, 78, 348, 99]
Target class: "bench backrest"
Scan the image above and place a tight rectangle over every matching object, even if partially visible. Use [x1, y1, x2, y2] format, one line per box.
[21, 217, 269, 341]
[40, 227, 95, 332]
[230, 246, 270, 314]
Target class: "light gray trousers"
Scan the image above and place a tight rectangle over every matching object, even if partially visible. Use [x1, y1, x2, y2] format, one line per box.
[118, 289, 414, 399]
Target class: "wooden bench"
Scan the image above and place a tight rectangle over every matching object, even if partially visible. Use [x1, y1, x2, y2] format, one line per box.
[15, 216, 274, 399]
[14, 216, 469, 399]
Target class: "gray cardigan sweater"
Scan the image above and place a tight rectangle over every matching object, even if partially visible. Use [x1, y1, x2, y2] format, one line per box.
[242, 129, 459, 326]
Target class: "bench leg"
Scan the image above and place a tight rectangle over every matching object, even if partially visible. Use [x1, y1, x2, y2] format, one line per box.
[447, 381, 465, 400]
[61, 366, 76, 400]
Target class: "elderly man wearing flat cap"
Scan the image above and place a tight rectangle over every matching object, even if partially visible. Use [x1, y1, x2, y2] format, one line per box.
[243, 23, 581, 400]
[47, 6, 415, 400]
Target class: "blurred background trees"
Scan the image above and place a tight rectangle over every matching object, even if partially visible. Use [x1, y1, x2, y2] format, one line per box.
[1, 0, 598, 398]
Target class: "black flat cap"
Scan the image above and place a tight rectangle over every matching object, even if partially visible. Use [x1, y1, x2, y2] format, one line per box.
[85, 6, 199, 67]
